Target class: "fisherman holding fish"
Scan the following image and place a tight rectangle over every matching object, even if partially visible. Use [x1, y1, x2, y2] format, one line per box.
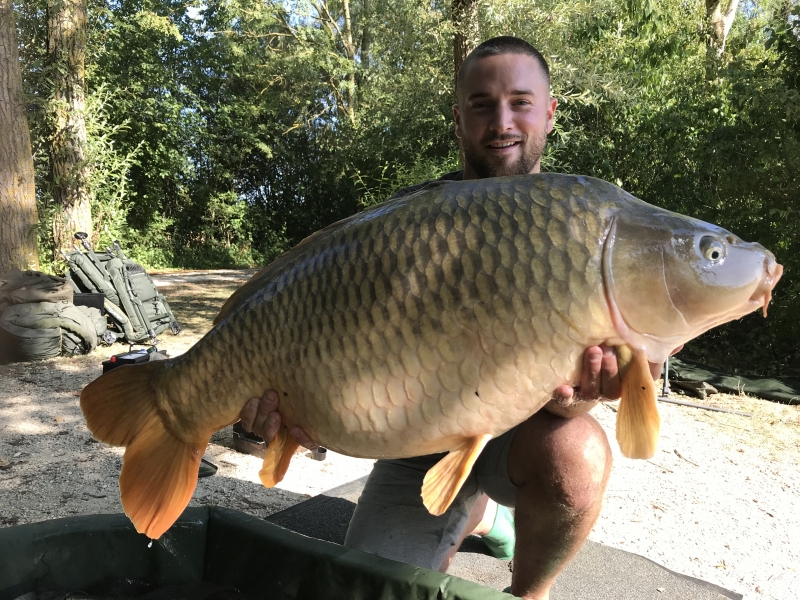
[239, 37, 668, 600]
[80, 33, 781, 600]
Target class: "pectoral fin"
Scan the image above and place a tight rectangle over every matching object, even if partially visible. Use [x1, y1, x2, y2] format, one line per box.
[615, 345, 660, 459]
[422, 434, 493, 516]
[259, 426, 300, 487]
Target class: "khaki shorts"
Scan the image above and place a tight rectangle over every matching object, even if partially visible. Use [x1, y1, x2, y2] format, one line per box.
[343, 426, 518, 569]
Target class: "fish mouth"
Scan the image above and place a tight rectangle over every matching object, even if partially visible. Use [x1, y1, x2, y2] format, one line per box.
[751, 256, 783, 317]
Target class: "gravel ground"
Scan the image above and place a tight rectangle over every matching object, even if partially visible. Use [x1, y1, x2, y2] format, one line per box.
[1, 269, 797, 599]
[592, 399, 799, 600]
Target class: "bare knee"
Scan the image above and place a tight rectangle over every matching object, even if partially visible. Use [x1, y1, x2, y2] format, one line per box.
[508, 411, 612, 513]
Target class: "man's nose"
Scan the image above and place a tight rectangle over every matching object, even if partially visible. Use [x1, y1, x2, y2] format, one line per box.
[488, 104, 513, 133]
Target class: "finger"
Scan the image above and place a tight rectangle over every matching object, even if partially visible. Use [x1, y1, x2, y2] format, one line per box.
[579, 346, 604, 400]
[239, 398, 260, 432]
[551, 384, 575, 406]
[600, 345, 621, 400]
[291, 427, 318, 450]
[670, 345, 684, 356]
[261, 412, 281, 445]
[251, 390, 280, 439]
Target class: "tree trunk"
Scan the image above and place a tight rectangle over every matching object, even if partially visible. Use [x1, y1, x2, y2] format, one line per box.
[452, 0, 480, 90]
[342, 0, 356, 124]
[355, 0, 372, 110]
[360, 0, 372, 70]
[47, 0, 91, 256]
[0, 0, 39, 273]
[705, 0, 740, 56]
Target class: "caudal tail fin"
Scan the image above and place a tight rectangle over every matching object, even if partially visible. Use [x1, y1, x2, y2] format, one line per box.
[615, 346, 661, 459]
[80, 362, 209, 539]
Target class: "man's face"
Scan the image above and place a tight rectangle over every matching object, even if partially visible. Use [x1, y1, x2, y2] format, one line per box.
[454, 53, 557, 179]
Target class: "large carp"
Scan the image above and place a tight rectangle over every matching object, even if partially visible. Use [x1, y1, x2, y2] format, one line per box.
[81, 174, 782, 539]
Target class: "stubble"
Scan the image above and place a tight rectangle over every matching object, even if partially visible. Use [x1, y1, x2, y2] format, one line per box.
[462, 128, 548, 178]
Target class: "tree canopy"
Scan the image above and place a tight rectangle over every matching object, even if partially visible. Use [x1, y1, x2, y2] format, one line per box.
[11, 0, 800, 376]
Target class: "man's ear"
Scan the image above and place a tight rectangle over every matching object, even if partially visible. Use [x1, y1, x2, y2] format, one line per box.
[453, 104, 463, 139]
[546, 97, 558, 134]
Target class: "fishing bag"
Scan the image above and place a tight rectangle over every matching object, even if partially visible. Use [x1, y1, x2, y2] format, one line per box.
[0, 269, 73, 315]
[0, 269, 106, 364]
[61, 234, 181, 344]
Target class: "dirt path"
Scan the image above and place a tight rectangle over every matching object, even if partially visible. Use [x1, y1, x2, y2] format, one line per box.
[0, 269, 798, 599]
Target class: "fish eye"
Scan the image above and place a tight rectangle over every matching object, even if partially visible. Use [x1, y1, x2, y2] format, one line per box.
[699, 236, 726, 262]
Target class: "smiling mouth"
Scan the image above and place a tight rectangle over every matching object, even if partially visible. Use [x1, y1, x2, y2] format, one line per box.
[486, 140, 521, 149]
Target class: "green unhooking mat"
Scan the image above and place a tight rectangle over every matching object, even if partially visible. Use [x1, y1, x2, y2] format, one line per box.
[670, 358, 800, 405]
[0, 270, 105, 364]
[0, 300, 105, 364]
[0, 269, 73, 315]
[0, 507, 509, 600]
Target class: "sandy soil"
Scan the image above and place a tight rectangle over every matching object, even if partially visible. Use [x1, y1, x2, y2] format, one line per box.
[0, 269, 797, 599]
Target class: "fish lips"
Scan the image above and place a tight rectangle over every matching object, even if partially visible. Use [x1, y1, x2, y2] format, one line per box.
[751, 256, 783, 317]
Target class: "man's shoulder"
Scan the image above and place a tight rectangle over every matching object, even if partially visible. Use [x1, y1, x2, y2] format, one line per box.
[389, 171, 463, 200]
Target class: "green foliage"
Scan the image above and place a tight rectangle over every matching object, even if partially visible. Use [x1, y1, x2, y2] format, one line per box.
[355, 153, 461, 209]
[85, 87, 142, 251]
[33, 86, 142, 273]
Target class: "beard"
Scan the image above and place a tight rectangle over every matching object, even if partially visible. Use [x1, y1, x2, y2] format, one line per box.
[462, 129, 548, 178]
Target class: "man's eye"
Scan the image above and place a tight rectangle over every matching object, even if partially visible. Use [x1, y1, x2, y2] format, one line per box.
[513, 100, 531, 106]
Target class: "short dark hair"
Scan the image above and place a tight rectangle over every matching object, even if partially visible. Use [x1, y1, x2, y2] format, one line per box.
[456, 36, 550, 92]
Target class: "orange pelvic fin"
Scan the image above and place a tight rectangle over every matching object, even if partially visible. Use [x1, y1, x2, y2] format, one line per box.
[80, 361, 208, 539]
[259, 426, 300, 487]
[421, 434, 493, 516]
[615, 345, 661, 459]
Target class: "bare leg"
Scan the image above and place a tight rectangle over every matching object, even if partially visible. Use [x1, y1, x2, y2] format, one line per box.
[438, 493, 497, 571]
[507, 410, 612, 599]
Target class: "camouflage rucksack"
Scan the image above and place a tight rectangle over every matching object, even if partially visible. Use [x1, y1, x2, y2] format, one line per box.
[61, 234, 181, 344]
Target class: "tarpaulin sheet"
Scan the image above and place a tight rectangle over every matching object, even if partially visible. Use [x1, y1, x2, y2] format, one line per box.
[670, 358, 800, 405]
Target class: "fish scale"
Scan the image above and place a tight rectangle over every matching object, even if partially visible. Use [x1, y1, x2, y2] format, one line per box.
[81, 172, 782, 538]
[156, 175, 609, 458]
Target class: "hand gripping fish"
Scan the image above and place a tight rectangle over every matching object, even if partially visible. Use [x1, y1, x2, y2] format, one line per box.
[80, 174, 782, 539]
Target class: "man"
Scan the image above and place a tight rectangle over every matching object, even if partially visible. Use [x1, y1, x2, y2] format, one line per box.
[240, 37, 666, 599]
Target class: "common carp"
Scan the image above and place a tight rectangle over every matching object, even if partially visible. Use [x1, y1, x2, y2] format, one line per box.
[80, 173, 782, 539]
